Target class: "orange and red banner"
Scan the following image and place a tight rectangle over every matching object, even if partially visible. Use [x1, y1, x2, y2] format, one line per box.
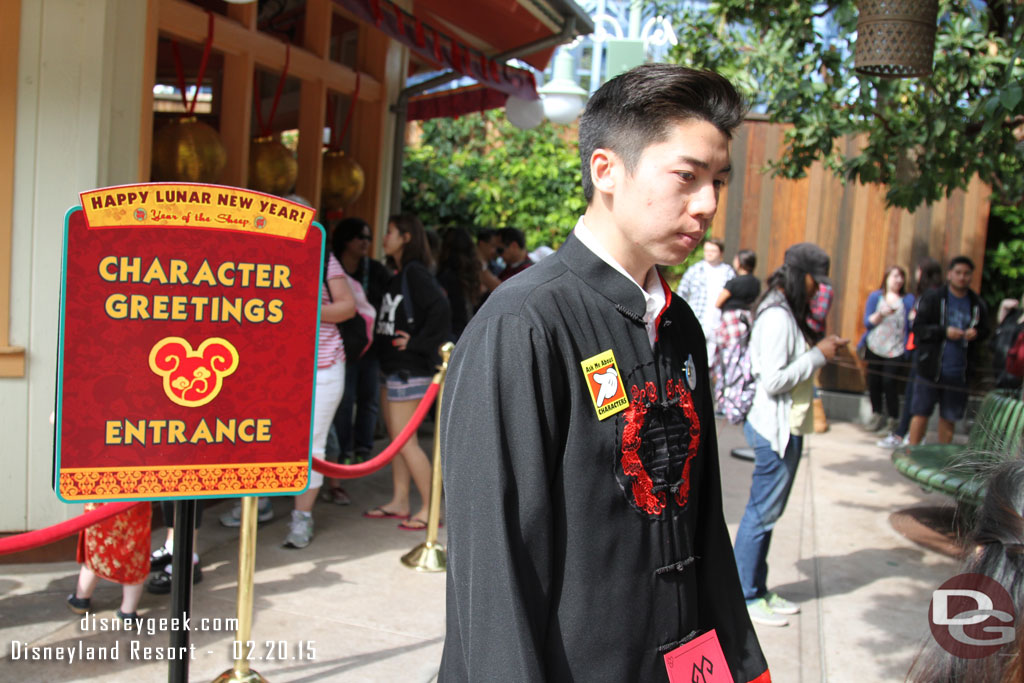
[55, 183, 323, 502]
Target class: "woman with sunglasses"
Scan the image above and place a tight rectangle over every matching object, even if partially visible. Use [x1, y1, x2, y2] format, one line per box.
[330, 218, 391, 476]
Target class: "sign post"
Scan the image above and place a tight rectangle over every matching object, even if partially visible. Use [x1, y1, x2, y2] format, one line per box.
[54, 183, 324, 682]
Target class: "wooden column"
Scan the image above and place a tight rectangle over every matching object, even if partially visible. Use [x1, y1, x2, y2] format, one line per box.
[0, 0, 24, 376]
[220, 2, 256, 186]
[348, 23, 400, 240]
[136, 0, 159, 183]
[296, 0, 332, 209]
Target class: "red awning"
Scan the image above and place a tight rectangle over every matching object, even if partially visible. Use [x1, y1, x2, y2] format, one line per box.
[409, 0, 564, 71]
[407, 84, 509, 121]
[334, 0, 540, 101]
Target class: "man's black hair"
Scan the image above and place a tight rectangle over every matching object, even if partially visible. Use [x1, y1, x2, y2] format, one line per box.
[476, 228, 496, 243]
[949, 255, 975, 272]
[578, 64, 747, 203]
[498, 227, 526, 249]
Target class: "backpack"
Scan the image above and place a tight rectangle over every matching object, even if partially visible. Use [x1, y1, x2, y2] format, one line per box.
[1006, 329, 1024, 381]
[714, 303, 783, 424]
[715, 311, 756, 425]
[991, 313, 1024, 389]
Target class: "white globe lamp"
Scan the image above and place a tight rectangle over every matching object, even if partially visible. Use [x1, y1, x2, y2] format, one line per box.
[505, 95, 545, 130]
[538, 50, 588, 125]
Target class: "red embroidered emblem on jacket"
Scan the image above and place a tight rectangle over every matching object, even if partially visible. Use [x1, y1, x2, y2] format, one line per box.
[619, 378, 702, 516]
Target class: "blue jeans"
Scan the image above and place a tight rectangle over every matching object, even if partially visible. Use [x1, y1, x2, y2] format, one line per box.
[734, 422, 803, 601]
[333, 354, 380, 456]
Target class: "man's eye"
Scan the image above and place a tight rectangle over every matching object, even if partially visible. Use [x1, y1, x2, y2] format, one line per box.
[713, 179, 726, 190]
[676, 171, 695, 182]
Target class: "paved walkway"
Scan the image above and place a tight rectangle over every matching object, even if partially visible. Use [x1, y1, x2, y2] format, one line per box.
[0, 420, 960, 682]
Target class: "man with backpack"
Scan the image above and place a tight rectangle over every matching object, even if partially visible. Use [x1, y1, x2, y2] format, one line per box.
[907, 256, 990, 446]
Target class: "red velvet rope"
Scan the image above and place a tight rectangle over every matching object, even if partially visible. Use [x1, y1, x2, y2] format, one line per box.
[313, 380, 440, 479]
[171, 12, 215, 115]
[0, 380, 440, 555]
[0, 501, 141, 556]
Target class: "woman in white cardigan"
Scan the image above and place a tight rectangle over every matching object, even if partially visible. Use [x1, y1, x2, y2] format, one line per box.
[734, 243, 847, 627]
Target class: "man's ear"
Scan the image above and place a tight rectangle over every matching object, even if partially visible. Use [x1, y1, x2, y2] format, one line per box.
[590, 148, 619, 197]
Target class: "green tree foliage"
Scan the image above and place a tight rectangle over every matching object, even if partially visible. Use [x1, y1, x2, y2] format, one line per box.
[663, 0, 1024, 211]
[401, 110, 586, 250]
[985, 203, 1024, 309]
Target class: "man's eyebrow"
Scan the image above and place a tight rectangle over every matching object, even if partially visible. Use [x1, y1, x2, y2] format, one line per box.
[677, 156, 732, 175]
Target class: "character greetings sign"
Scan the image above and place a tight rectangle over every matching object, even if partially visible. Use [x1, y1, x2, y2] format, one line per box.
[54, 183, 324, 502]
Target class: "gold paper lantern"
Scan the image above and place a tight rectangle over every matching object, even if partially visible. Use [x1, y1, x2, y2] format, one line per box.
[321, 149, 365, 212]
[248, 136, 298, 196]
[151, 117, 227, 183]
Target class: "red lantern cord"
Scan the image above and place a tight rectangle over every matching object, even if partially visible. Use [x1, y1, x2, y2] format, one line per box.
[431, 27, 442, 64]
[170, 11, 215, 115]
[327, 74, 361, 151]
[254, 43, 291, 138]
[393, 3, 404, 33]
[414, 17, 426, 49]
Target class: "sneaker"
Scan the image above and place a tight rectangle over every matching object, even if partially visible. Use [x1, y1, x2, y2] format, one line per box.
[66, 593, 90, 614]
[765, 591, 800, 615]
[145, 564, 203, 594]
[283, 510, 313, 549]
[219, 499, 274, 527]
[863, 413, 885, 432]
[876, 433, 903, 449]
[149, 544, 173, 571]
[882, 417, 898, 434]
[746, 598, 788, 627]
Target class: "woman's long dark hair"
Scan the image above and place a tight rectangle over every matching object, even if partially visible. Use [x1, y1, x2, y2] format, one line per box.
[908, 459, 1024, 682]
[389, 214, 433, 270]
[752, 264, 816, 345]
[439, 227, 481, 309]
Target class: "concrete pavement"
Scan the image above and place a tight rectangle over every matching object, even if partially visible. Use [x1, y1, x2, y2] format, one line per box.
[0, 419, 962, 682]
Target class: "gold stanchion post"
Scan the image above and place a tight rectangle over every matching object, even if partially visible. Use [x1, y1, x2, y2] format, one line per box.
[213, 496, 268, 683]
[402, 342, 455, 572]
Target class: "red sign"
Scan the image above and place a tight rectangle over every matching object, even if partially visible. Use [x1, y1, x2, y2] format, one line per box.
[54, 183, 323, 502]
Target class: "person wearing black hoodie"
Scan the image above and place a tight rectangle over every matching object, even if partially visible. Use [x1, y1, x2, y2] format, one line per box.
[363, 214, 450, 530]
[908, 256, 990, 445]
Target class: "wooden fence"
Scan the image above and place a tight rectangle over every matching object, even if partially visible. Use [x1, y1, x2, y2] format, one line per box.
[710, 117, 992, 392]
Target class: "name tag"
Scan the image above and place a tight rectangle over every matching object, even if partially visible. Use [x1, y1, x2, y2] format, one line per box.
[663, 629, 734, 683]
[580, 349, 628, 420]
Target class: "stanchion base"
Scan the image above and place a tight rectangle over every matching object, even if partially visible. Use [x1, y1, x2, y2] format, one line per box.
[401, 540, 446, 572]
[212, 667, 268, 683]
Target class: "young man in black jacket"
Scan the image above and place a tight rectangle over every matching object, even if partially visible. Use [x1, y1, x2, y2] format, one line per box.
[908, 256, 990, 445]
[439, 65, 768, 683]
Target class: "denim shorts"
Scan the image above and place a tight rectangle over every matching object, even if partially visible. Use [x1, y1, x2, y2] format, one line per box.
[910, 374, 969, 422]
[384, 373, 432, 402]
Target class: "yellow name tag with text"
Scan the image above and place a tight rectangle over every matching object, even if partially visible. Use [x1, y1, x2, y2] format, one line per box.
[580, 349, 629, 420]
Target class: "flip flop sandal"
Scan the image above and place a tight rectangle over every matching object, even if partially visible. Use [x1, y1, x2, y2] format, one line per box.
[397, 518, 443, 531]
[362, 506, 407, 520]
